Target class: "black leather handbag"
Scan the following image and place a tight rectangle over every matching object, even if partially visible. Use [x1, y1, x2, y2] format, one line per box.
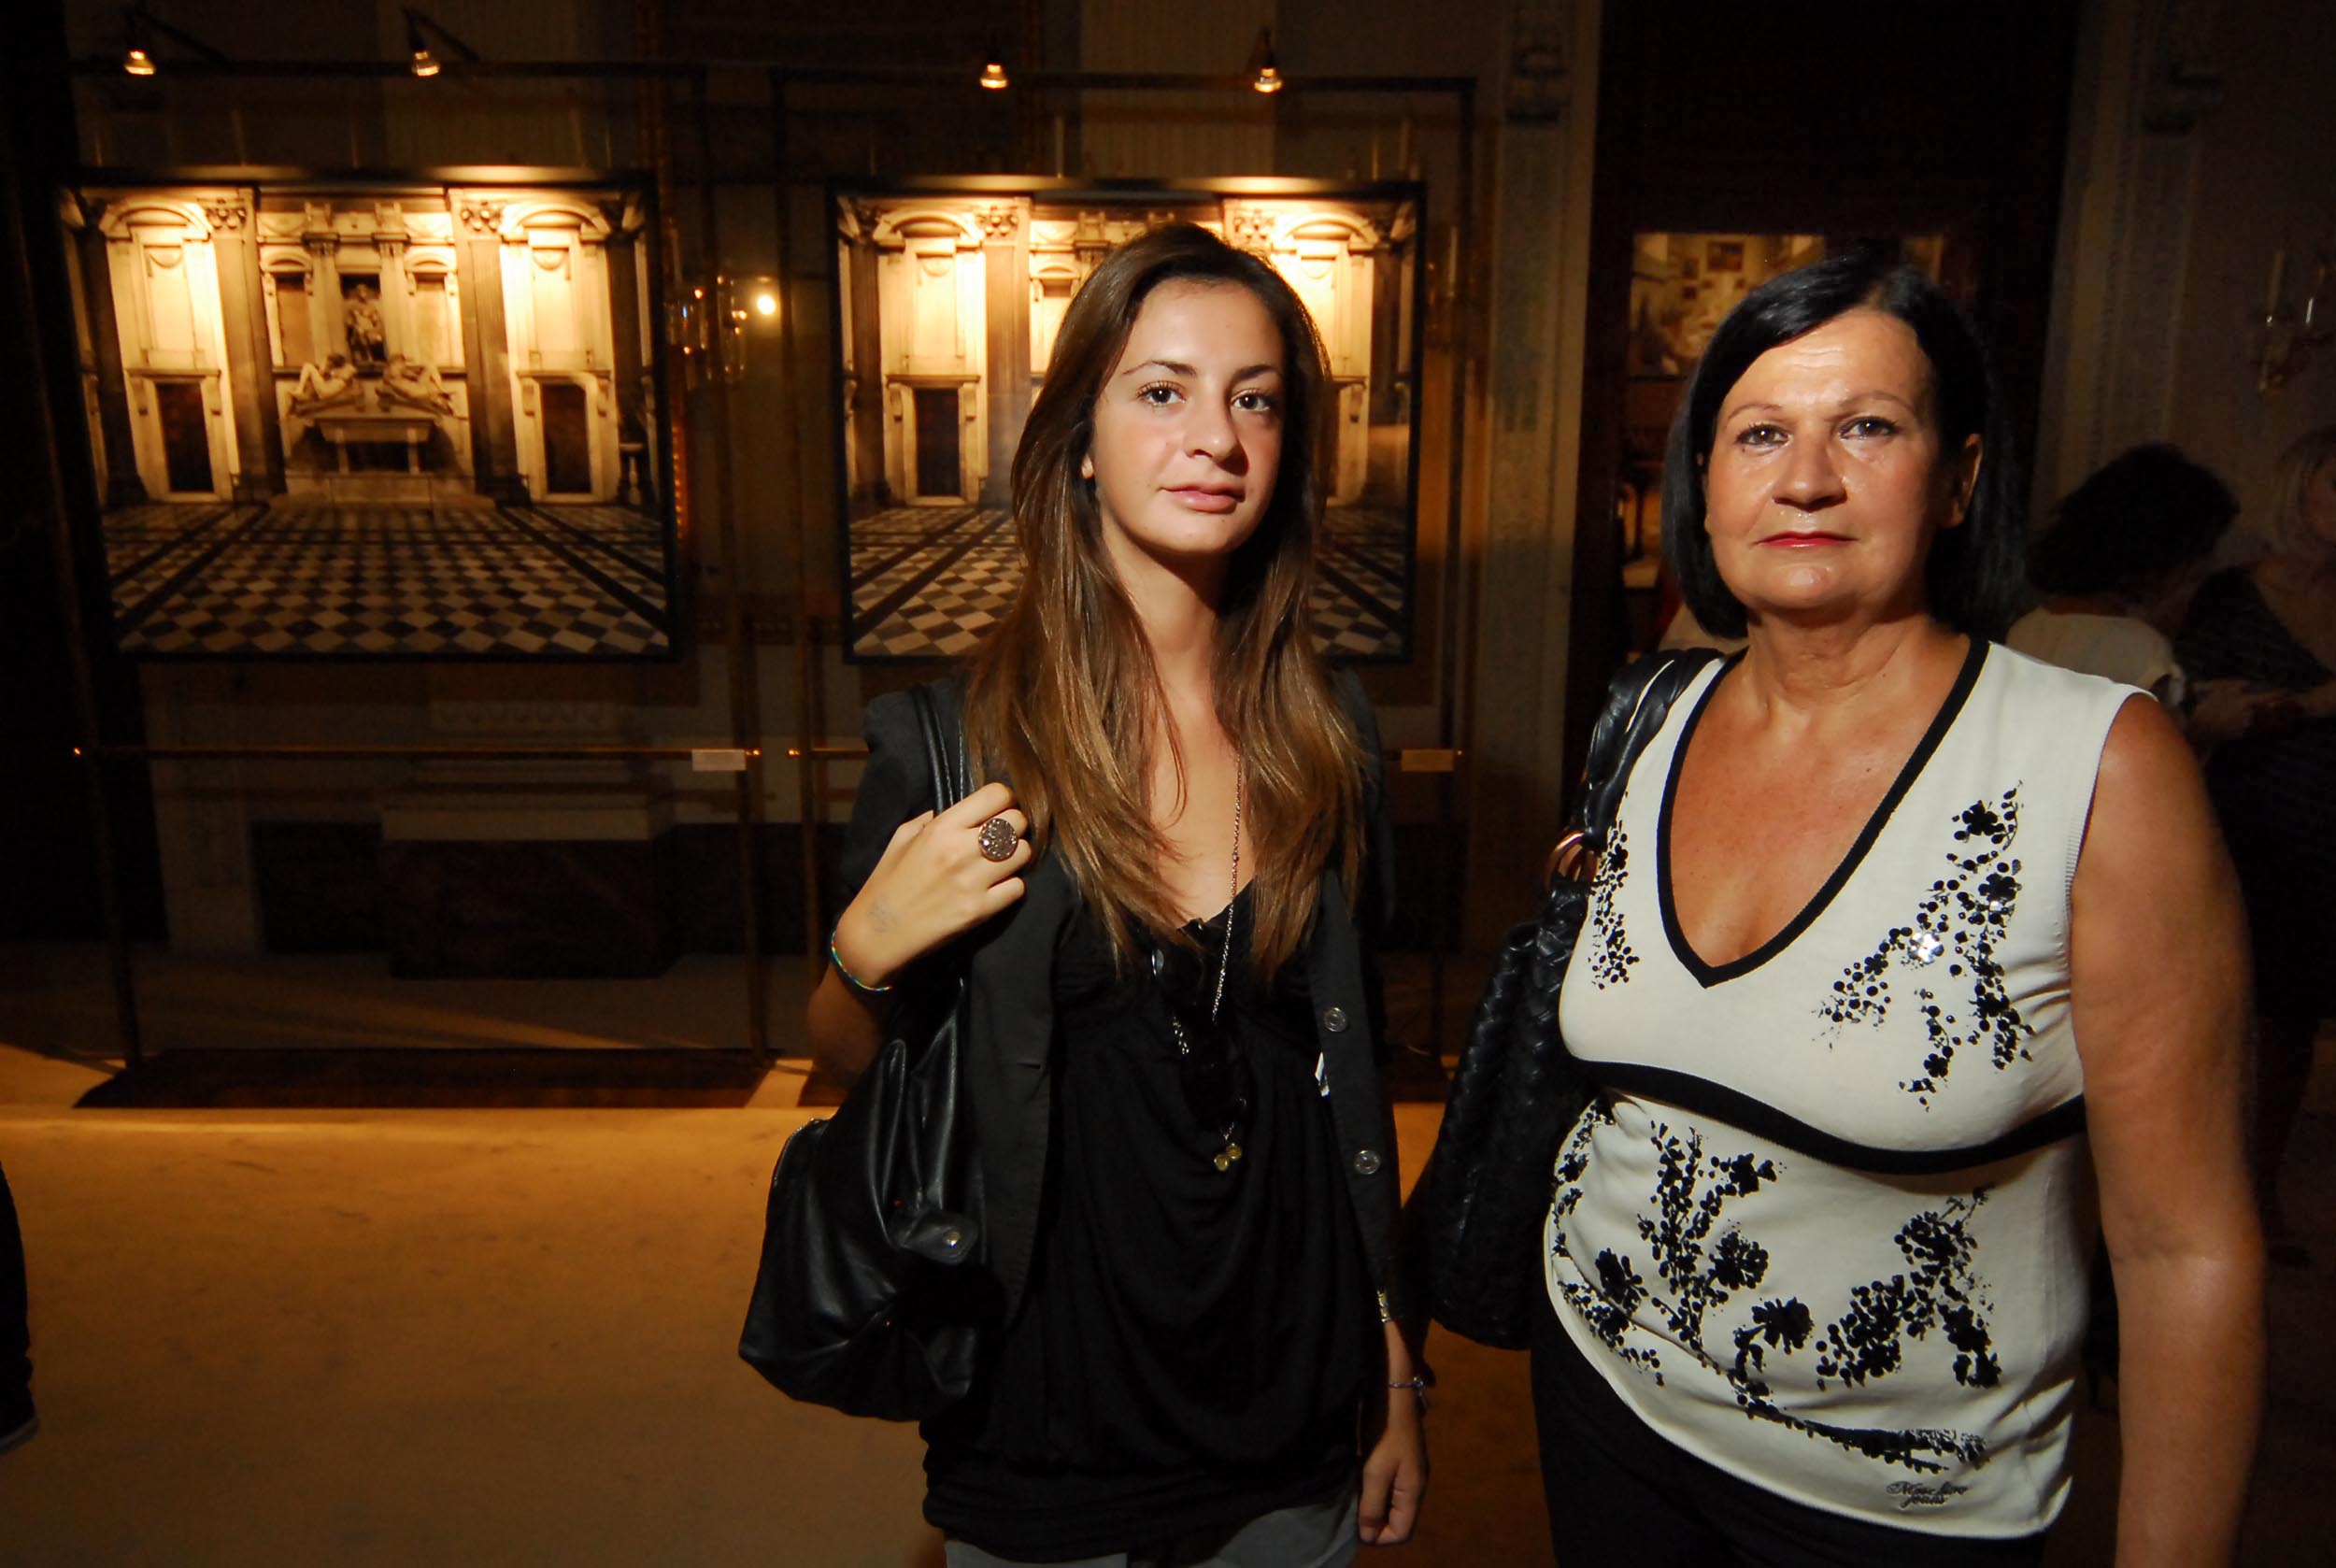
[738, 683, 989, 1420]
[1408, 649, 1718, 1349]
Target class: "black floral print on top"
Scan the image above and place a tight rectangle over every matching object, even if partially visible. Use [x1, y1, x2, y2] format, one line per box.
[1586, 827, 1640, 988]
[1550, 1102, 1667, 1378]
[1553, 1108, 1999, 1475]
[1817, 790, 2030, 1104]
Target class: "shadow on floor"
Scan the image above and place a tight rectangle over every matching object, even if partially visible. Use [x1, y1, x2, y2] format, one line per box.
[74, 1048, 774, 1109]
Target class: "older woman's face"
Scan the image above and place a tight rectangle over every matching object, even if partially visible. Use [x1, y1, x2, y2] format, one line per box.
[1702, 307, 1979, 629]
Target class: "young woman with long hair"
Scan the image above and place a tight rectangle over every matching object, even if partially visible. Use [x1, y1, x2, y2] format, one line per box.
[809, 221, 1426, 1566]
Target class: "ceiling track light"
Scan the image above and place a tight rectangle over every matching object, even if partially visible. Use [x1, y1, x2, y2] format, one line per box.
[121, 7, 151, 76]
[1249, 27, 1284, 94]
[403, 7, 477, 80]
[120, 5, 228, 78]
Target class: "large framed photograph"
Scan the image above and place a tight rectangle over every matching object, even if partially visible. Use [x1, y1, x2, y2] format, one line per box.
[831, 178, 1423, 663]
[59, 176, 676, 659]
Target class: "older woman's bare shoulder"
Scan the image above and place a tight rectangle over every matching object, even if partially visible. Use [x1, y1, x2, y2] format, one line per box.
[2081, 690, 2220, 877]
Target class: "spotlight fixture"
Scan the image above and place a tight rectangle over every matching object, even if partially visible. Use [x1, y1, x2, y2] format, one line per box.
[119, 6, 227, 77]
[402, 8, 477, 79]
[121, 7, 152, 75]
[753, 289, 779, 318]
[1249, 28, 1284, 94]
[408, 16, 439, 78]
[979, 37, 1008, 91]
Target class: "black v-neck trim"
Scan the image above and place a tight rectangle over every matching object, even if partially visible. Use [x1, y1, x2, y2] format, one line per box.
[1658, 636, 1989, 989]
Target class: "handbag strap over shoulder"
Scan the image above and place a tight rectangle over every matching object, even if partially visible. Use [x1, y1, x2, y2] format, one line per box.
[908, 682, 974, 813]
[1570, 649, 1722, 855]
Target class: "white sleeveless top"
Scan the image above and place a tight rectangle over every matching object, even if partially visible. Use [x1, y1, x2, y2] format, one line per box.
[1544, 640, 2139, 1537]
[2005, 607, 2186, 707]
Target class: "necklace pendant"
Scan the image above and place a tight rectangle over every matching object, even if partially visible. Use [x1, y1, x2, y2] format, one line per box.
[1212, 1138, 1243, 1173]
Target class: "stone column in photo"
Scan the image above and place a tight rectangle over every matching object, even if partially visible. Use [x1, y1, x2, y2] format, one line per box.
[63, 197, 144, 507]
[372, 202, 414, 360]
[452, 192, 523, 501]
[201, 192, 280, 502]
[301, 202, 344, 361]
[978, 199, 1032, 511]
[604, 195, 650, 507]
[841, 207, 887, 509]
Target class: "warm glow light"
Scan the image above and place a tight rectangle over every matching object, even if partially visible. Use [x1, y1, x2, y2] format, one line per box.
[1246, 27, 1283, 95]
[410, 48, 439, 78]
[753, 291, 778, 317]
[979, 60, 1008, 91]
[123, 46, 155, 76]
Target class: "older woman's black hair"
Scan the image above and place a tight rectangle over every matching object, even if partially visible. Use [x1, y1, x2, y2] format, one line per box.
[2027, 443, 2237, 598]
[1661, 250, 2025, 639]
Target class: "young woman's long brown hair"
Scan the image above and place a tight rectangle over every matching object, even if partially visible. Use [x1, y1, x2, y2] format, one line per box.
[963, 221, 1364, 977]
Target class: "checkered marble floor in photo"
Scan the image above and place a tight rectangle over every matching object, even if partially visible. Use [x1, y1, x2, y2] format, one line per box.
[848, 503, 1410, 661]
[101, 502, 673, 657]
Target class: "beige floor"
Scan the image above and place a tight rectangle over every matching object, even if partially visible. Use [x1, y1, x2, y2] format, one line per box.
[0, 980, 2329, 1563]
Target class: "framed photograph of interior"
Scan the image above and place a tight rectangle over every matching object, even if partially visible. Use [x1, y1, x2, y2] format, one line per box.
[830, 178, 1425, 663]
[58, 174, 677, 658]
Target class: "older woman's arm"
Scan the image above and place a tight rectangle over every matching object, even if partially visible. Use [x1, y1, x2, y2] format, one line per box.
[2070, 695, 2265, 1567]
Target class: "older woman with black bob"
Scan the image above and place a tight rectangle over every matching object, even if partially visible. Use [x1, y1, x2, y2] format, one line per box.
[1533, 250, 2262, 1565]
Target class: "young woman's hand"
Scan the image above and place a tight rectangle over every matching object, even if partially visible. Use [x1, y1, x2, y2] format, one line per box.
[830, 780, 1033, 989]
[1359, 1323, 1428, 1546]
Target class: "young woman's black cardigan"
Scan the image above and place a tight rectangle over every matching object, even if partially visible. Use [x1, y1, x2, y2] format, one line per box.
[836, 673, 1411, 1335]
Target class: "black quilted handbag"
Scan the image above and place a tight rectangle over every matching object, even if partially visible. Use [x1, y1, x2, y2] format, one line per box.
[738, 684, 990, 1420]
[1408, 649, 1718, 1348]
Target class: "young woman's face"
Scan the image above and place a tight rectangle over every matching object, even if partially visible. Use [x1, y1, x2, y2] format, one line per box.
[1083, 279, 1286, 576]
[1701, 307, 1979, 629]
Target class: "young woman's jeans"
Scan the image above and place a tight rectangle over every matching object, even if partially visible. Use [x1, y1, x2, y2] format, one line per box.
[943, 1476, 1360, 1568]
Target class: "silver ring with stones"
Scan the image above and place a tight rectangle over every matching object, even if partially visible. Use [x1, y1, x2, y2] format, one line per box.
[976, 816, 1020, 862]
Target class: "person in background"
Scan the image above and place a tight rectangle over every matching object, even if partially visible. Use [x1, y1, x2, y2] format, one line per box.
[1534, 250, 2260, 1565]
[808, 222, 1423, 1566]
[2176, 423, 2336, 1268]
[2009, 443, 2236, 709]
[1, 1160, 33, 1454]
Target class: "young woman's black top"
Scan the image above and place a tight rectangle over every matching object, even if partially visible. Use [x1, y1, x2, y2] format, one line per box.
[919, 888, 1376, 1560]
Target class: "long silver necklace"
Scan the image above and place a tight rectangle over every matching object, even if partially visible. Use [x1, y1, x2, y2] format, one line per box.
[1170, 745, 1245, 1171]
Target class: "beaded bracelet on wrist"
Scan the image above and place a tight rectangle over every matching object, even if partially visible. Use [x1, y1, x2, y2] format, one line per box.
[828, 929, 892, 994]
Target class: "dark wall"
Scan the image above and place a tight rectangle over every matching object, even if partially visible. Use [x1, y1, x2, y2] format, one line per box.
[0, 3, 165, 940]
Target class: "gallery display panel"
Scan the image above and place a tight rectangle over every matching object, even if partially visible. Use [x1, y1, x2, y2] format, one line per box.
[830, 178, 1424, 663]
[60, 178, 677, 660]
